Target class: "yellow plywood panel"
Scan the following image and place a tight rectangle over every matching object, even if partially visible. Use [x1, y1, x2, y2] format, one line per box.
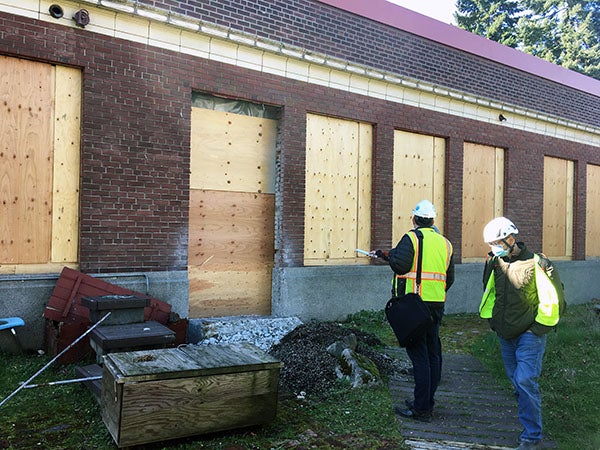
[392, 131, 446, 244]
[0, 56, 54, 264]
[188, 267, 272, 317]
[188, 189, 275, 270]
[462, 143, 503, 260]
[356, 122, 372, 252]
[586, 164, 600, 258]
[52, 65, 81, 263]
[190, 108, 277, 194]
[543, 157, 572, 259]
[304, 114, 372, 265]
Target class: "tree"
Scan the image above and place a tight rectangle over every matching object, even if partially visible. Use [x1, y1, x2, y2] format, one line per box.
[455, 0, 522, 47]
[455, 0, 600, 80]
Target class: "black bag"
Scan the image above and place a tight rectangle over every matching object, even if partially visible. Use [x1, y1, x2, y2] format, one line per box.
[385, 293, 433, 347]
[384, 230, 433, 347]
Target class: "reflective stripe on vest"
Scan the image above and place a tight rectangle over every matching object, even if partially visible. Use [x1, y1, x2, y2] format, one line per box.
[395, 228, 452, 302]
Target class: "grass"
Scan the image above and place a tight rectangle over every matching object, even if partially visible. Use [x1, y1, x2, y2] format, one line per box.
[0, 304, 598, 449]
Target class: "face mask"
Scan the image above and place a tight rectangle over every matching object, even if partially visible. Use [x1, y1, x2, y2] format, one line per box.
[490, 244, 508, 257]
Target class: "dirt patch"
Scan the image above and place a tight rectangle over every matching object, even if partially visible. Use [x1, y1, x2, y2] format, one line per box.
[269, 321, 407, 398]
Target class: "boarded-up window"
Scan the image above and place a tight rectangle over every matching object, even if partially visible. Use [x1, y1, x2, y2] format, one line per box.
[304, 114, 372, 265]
[392, 131, 445, 244]
[0, 56, 80, 273]
[462, 143, 504, 261]
[543, 156, 573, 259]
[586, 164, 600, 258]
[189, 105, 278, 317]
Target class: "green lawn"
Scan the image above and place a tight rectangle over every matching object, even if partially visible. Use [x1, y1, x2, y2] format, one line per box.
[0, 303, 598, 449]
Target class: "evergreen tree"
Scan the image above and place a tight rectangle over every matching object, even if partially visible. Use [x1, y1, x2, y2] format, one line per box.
[455, 0, 522, 47]
[455, 0, 600, 79]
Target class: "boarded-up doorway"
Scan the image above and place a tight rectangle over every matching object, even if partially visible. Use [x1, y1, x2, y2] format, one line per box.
[461, 143, 504, 261]
[189, 97, 279, 317]
[0, 56, 80, 274]
[392, 131, 446, 244]
[543, 156, 573, 259]
[304, 114, 372, 265]
[586, 164, 600, 258]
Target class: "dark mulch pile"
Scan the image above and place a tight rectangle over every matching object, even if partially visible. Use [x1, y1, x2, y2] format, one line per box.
[269, 321, 404, 398]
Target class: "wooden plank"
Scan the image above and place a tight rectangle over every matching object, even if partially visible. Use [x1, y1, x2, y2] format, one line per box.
[357, 122, 373, 254]
[0, 56, 54, 264]
[392, 131, 445, 244]
[543, 157, 568, 257]
[51, 65, 81, 264]
[432, 136, 446, 233]
[586, 164, 600, 258]
[189, 108, 277, 193]
[304, 114, 372, 265]
[188, 267, 272, 317]
[116, 370, 278, 447]
[188, 189, 275, 268]
[462, 143, 501, 260]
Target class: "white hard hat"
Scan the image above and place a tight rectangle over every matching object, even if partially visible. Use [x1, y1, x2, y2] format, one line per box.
[412, 200, 437, 219]
[483, 217, 518, 243]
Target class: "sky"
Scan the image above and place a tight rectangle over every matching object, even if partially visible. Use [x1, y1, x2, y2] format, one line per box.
[386, 0, 457, 25]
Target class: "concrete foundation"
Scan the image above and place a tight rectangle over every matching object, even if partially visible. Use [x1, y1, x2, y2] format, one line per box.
[272, 260, 599, 321]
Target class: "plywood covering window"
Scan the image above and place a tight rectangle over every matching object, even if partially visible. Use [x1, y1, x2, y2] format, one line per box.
[543, 156, 574, 259]
[0, 56, 80, 274]
[304, 114, 372, 265]
[586, 164, 600, 258]
[392, 131, 445, 244]
[189, 105, 278, 317]
[462, 143, 504, 261]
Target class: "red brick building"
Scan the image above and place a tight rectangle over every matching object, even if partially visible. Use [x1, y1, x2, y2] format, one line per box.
[1, 0, 599, 347]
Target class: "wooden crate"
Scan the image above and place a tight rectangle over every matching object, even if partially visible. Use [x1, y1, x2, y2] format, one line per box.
[100, 343, 283, 448]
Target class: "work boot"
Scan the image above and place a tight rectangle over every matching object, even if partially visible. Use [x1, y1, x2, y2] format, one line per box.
[394, 405, 432, 422]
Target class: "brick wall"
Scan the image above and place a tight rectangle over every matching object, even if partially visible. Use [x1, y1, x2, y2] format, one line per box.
[137, 0, 599, 128]
[0, 7, 598, 272]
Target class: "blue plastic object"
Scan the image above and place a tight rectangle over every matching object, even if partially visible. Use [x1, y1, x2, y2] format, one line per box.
[0, 317, 25, 331]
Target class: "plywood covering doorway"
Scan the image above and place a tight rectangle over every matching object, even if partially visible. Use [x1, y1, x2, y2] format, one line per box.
[0, 56, 81, 274]
[188, 105, 278, 317]
[461, 143, 505, 261]
[543, 156, 574, 259]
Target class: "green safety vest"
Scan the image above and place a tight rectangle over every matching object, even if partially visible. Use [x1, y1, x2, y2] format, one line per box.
[394, 228, 453, 302]
[479, 254, 561, 326]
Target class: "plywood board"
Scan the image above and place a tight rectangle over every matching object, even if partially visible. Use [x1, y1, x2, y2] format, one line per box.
[543, 156, 573, 259]
[586, 164, 600, 258]
[188, 267, 272, 317]
[0, 56, 54, 264]
[51, 65, 81, 264]
[190, 108, 277, 194]
[303, 114, 372, 265]
[188, 189, 275, 269]
[462, 143, 504, 260]
[392, 131, 446, 244]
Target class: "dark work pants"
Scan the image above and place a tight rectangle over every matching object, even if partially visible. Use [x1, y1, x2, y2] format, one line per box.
[405, 306, 444, 412]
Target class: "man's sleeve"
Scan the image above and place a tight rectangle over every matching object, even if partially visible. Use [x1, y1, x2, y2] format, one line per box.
[388, 234, 414, 275]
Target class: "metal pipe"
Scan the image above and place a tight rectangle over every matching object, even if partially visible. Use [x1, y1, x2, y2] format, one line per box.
[0, 311, 111, 409]
[23, 375, 102, 389]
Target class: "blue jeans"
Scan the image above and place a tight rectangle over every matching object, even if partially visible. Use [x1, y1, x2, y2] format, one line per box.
[499, 331, 547, 443]
[405, 307, 443, 412]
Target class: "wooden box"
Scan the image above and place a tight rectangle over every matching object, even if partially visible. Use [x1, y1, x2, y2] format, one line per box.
[100, 342, 283, 448]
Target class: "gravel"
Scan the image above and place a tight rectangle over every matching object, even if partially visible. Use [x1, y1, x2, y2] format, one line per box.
[194, 316, 407, 398]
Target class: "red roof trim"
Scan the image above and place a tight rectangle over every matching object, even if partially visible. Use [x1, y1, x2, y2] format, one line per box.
[316, 0, 600, 97]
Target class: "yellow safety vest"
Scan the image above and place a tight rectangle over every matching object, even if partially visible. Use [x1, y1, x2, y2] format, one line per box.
[395, 228, 453, 302]
[479, 254, 561, 326]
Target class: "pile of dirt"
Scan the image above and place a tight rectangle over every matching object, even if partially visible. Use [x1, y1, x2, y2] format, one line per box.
[269, 321, 406, 398]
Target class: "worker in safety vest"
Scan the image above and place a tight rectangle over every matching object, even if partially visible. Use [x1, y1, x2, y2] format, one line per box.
[371, 199, 454, 422]
[480, 217, 565, 450]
